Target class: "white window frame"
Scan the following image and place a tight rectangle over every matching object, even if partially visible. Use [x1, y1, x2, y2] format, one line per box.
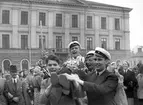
[20, 59, 29, 70]
[2, 59, 12, 73]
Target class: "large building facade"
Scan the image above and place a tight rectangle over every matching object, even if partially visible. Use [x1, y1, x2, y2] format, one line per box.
[0, 0, 132, 72]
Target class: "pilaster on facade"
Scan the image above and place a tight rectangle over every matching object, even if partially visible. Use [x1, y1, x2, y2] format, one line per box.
[30, 10, 37, 48]
[80, 12, 85, 49]
[12, 9, 19, 48]
[108, 16, 114, 50]
[125, 33, 130, 50]
[48, 11, 54, 48]
[64, 12, 70, 48]
[95, 31, 100, 47]
[124, 15, 130, 50]
[0, 33, 2, 48]
[94, 15, 100, 47]
[124, 17, 130, 32]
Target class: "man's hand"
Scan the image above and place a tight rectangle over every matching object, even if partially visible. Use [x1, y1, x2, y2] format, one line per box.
[8, 92, 13, 99]
[13, 97, 19, 103]
[71, 74, 80, 79]
[62, 73, 76, 81]
[73, 80, 80, 88]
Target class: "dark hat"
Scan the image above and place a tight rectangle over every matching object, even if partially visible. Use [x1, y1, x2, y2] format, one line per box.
[10, 65, 17, 73]
[95, 47, 111, 60]
[68, 41, 80, 49]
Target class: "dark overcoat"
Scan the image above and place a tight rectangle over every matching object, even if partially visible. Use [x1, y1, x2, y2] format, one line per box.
[120, 69, 138, 98]
[82, 70, 118, 105]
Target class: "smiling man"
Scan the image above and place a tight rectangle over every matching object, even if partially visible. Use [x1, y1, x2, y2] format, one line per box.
[64, 47, 118, 105]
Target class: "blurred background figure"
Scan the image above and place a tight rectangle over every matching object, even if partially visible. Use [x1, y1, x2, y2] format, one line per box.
[26, 67, 34, 105]
[4, 65, 26, 105]
[33, 66, 43, 105]
[121, 61, 138, 105]
[136, 64, 143, 105]
[0, 68, 7, 105]
[3, 73, 11, 82]
[107, 62, 128, 105]
[84, 50, 95, 73]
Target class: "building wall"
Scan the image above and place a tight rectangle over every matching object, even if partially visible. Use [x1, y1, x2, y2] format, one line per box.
[0, 0, 131, 71]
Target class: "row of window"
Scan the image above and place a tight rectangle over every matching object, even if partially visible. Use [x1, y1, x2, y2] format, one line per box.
[2, 59, 29, 72]
[2, 10, 120, 30]
[1, 34, 121, 50]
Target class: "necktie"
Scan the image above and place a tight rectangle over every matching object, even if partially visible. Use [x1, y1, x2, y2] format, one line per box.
[97, 72, 99, 76]
[14, 79, 17, 90]
[14, 79, 16, 84]
[125, 70, 127, 73]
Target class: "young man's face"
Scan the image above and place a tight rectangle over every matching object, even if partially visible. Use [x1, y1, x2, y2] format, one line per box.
[122, 62, 129, 70]
[46, 60, 60, 73]
[93, 56, 108, 72]
[85, 56, 96, 71]
[70, 45, 80, 57]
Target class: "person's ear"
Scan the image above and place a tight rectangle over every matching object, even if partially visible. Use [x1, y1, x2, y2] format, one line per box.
[105, 59, 110, 65]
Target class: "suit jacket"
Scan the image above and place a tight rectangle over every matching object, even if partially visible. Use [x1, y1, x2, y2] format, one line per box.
[40, 76, 84, 105]
[82, 70, 118, 105]
[120, 69, 138, 98]
[0, 78, 7, 105]
[4, 78, 26, 105]
[40, 85, 77, 105]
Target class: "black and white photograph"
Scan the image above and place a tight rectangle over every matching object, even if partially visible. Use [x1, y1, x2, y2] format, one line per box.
[0, 0, 143, 105]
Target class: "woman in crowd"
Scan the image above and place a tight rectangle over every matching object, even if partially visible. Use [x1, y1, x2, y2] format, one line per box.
[108, 62, 128, 105]
[33, 66, 43, 105]
[121, 61, 138, 105]
[0, 69, 7, 105]
[136, 64, 143, 105]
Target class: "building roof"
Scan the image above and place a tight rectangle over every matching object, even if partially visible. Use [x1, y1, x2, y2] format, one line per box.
[84, 1, 132, 12]
[1, 0, 132, 12]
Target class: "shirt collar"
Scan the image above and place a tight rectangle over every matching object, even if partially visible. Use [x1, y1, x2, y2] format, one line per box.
[12, 78, 17, 83]
[97, 69, 106, 76]
[124, 69, 129, 73]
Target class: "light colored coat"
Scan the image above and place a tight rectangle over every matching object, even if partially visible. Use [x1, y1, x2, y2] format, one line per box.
[137, 73, 143, 99]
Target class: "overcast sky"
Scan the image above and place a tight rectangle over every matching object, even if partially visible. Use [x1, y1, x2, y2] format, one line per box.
[87, 0, 143, 49]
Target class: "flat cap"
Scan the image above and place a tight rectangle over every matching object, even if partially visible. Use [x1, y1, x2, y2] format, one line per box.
[68, 41, 80, 49]
[95, 47, 111, 60]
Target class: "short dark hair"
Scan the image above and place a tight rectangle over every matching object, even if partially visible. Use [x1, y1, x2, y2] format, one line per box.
[46, 54, 60, 65]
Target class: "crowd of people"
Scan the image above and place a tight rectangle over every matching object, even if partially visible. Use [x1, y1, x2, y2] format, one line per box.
[0, 41, 142, 105]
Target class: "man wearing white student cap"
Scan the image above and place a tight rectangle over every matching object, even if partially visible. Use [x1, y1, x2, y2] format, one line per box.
[85, 50, 95, 73]
[95, 47, 111, 60]
[65, 47, 118, 105]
